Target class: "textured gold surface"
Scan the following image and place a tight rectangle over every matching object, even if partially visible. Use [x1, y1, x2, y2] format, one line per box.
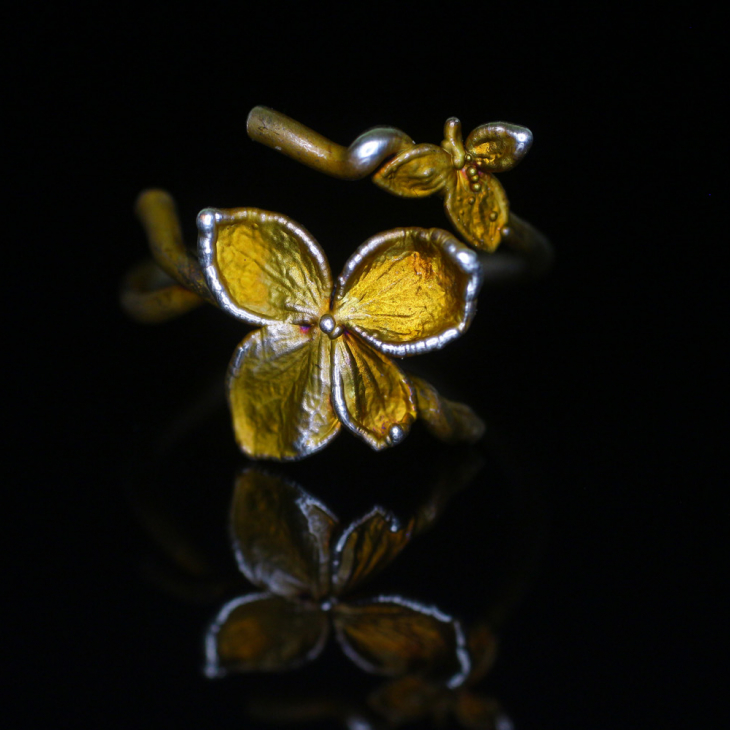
[372, 144, 452, 197]
[214, 594, 327, 672]
[231, 471, 336, 599]
[333, 335, 416, 449]
[332, 510, 414, 596]
[372, 119, 515, 252]
[244, 108, 535, 256]
[228, 325, 340, 460]
[334, 601, 463, 678]
[206, 210, 481, 459]
[444, 169, 509, 253]
[214, 210, 330, 324]
[334, 229, 470, 346]
[465, 123, 530, 173]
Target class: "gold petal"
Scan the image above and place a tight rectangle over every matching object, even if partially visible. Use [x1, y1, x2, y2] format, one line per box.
[205, 593, 328, 676]
[333, 229, 482, 356]
[465, 122, 533, 172]
[333, 597, 470, 686]
[410, 375, 485, 444]
[331, 335, 416, 450]
[332, 508, 414, 596]
[444, 170, 509, 252]
[231, 470, 337, 600]
[372, 144, 453, 198]
[228, 325, 340, 460]
[198, 208, 331, 326]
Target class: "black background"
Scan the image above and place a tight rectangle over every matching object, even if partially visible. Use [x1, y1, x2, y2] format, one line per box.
[8, 4, 727, 729]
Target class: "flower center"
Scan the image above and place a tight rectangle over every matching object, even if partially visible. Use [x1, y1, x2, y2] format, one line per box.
[319, 314, 343, 339]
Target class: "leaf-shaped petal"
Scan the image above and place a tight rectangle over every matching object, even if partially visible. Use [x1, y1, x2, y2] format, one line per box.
[465, 122, 533, 172]
[372, 144, 452, 198]
[204, 593, 328, 676]
[333, 596, 470, 687]
[331, 508, 414, 596]
[444, 171, 509, 252]
[331, 335, 416, 450]
[198, 208, 331, 326]
[228, 325, 340, 460]
[231, 470, 337, 599]
[410, 375, 485, 444]
[333, 229, 483, 356]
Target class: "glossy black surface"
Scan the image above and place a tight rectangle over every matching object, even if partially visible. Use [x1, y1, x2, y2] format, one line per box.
[8, 7, 726, 729]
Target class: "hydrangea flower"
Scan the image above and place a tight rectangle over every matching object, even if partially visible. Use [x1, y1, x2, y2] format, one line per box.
[197, 208, 483, 460]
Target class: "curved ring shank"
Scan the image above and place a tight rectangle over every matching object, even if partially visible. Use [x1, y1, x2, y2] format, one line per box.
[247, 106, 414, 181]
[121, 259, 205, 323]
[247, 107, 552, 281]
[134, 190, 216, 305]
[480, 214, 553, 284]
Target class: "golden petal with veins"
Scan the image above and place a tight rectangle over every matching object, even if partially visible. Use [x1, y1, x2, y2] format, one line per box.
[331, 334, 416, 450]
[444, 170, 509, 252]
[227, 324, 340, 460]
[372, 144, 453, 198]
[203, 208, 331, 325]
[334, 228, 481, 355]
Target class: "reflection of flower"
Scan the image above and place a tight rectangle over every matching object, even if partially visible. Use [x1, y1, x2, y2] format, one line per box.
[197, 208, 483, 460]
[244, 623, 508, 730]
[373, 118, 532, 253]
[205, 470, 470, 685]
[370, 622, 509, 729]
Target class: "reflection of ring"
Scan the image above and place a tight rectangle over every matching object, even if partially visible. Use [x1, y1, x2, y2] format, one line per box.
[206, 468, 471, 685]
[247, 106, 552, 281]
[123, 190, 485, 460]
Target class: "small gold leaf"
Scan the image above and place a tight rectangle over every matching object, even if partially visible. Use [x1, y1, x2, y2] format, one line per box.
[373, 144, 452, 198]
[465, 122, 533, 173]
[444, 171, 509, 252]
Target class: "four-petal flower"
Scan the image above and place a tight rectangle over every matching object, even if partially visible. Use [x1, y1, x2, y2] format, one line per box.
[197, 208, 483, 460]
[205, 470, 470, 685]
[373, 117, 532, 252]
